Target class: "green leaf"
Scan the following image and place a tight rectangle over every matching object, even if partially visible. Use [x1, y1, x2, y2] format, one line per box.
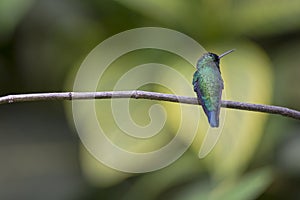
[212, 167, 274, 200]
[174, 167, 273, 200]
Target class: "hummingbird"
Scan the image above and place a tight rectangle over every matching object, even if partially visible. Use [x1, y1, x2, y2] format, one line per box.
[193, 49, 234, 128]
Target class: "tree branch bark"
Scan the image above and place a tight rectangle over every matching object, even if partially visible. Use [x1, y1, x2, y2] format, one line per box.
[0, 90, 299, 120]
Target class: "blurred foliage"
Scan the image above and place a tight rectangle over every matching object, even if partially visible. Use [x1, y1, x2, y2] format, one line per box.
[1, 0, 300, 200]
[0, 0, 35, 39]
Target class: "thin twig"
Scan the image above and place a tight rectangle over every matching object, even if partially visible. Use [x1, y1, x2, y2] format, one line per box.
[0, 90, 299, 120]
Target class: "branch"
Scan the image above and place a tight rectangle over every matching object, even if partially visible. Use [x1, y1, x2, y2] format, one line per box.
[0, 90, 299, 120]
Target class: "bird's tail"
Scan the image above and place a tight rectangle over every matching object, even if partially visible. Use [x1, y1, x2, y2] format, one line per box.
[208, 111, 219, 128]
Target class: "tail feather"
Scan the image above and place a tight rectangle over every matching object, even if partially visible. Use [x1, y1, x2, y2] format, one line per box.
[208, 111, 219, 127]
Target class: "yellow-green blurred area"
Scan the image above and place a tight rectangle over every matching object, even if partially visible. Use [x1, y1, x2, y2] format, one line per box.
[1, 0, 300, 199]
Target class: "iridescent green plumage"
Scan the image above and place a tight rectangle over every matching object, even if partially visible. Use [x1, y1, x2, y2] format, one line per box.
[193, 50, 234, 127]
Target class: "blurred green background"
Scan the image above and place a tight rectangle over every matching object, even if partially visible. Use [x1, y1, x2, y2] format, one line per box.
[1, 0, 300, 199]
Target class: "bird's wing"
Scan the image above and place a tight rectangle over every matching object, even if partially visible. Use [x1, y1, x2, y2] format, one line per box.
[193, 71, 210, 118]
